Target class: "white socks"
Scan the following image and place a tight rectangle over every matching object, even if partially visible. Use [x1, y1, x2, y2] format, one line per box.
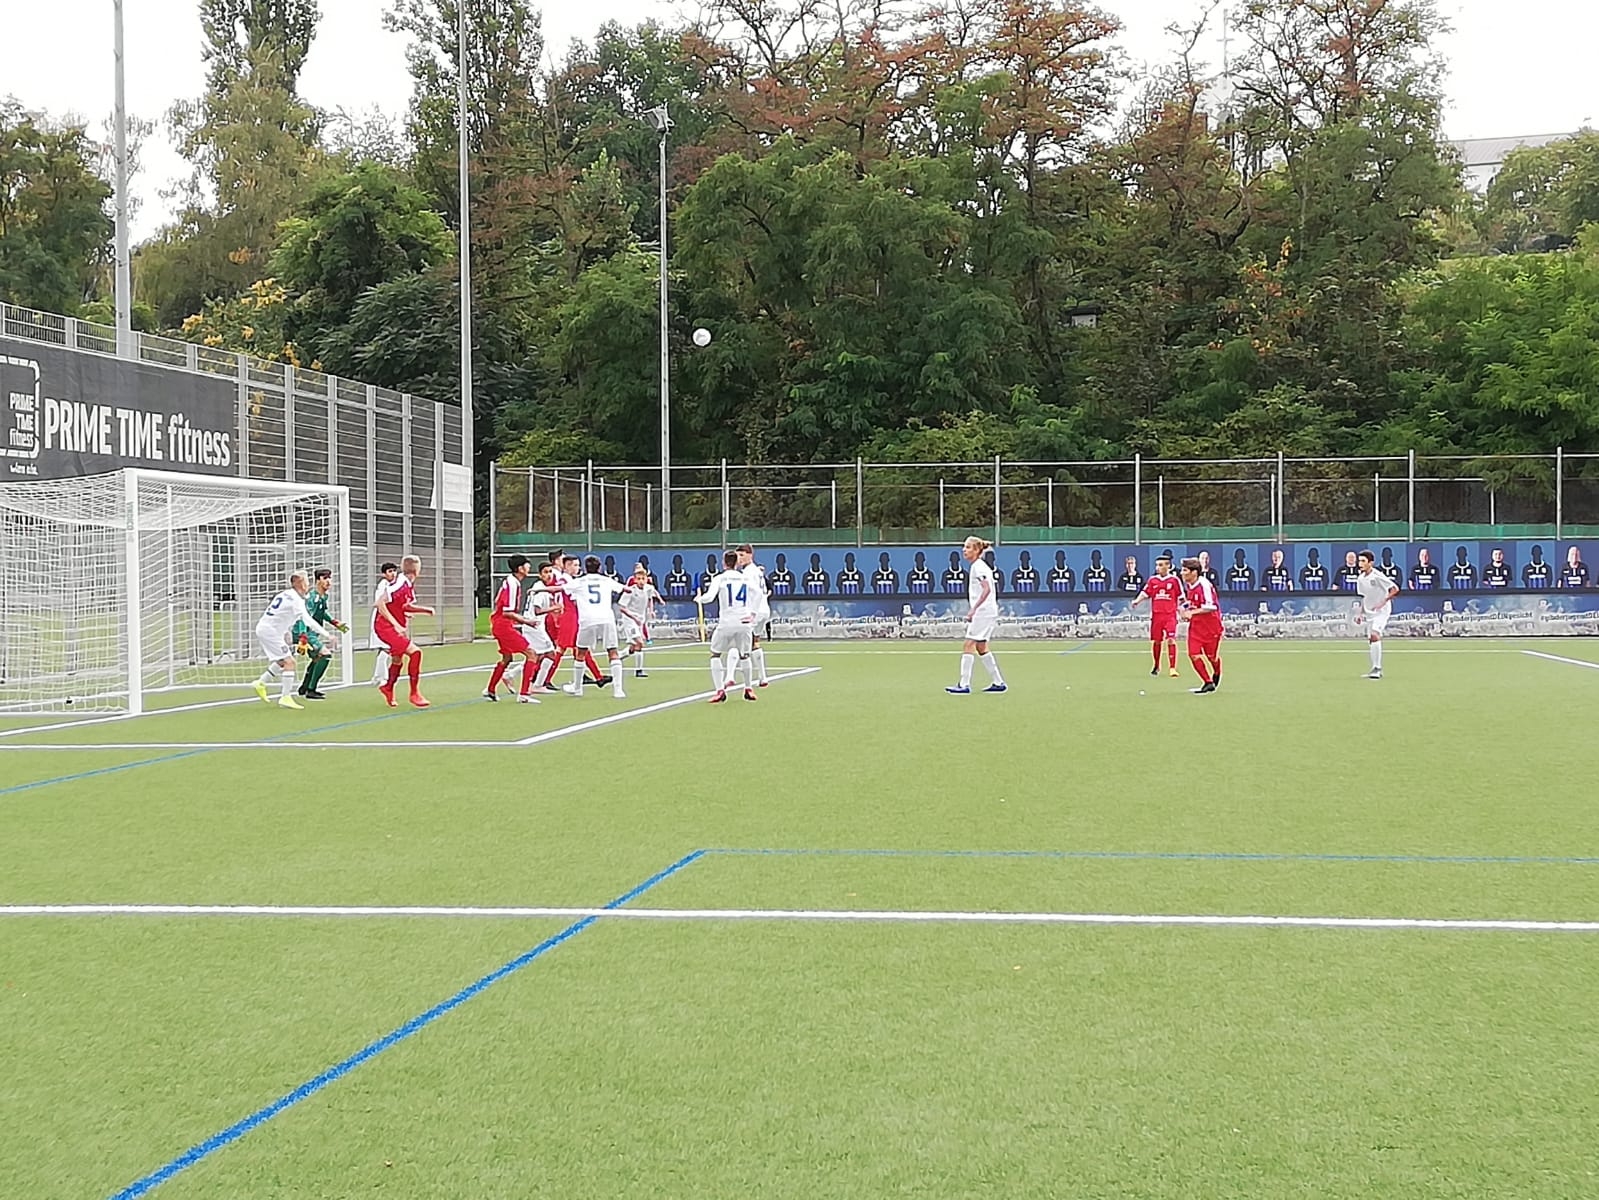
[257, 663, 281, 686]
[1370, 640, 1383, 670]
[752, 648, 767, 683]
[724, 655, 742, 690]
[959, 653, 974, 688]
[710, 657, 724, 690]
[372, 652, 390, 684]
[572, 657, 585, 692]
[611, 662, 625, 697]
[279, 666, 296, 698]
[634, 649, 645, 671]
[980, 652, 1004, 685]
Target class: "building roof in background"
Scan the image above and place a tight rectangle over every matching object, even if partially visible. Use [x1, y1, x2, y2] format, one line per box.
[1451, 133, 1578, 169]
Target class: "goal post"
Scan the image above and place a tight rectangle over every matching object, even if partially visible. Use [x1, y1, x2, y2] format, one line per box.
[0, 468, 353, 715]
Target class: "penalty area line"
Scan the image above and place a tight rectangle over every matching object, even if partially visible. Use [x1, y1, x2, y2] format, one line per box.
[1523, 650, 1599, 672]
[514, 666, 821, 746]
[6, 904, 1597, 934]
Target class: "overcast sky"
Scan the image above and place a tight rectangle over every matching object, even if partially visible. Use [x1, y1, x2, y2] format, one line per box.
[9, 0, 1597, 239]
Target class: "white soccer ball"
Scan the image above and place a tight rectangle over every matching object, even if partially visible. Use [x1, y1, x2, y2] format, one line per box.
[692, 327, 712, 347]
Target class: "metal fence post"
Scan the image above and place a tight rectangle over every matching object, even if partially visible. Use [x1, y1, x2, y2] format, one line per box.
[284, 365, 297, 482]
[489, 461, 498, 570]
[939, 478, 946, 530]
[646, 483, 653, 534]
[585, 459, 595, 550]
[325, 376, 338, 487]
[1555, 446, 1564, 538]
[236, 354, 250, 477]
[1374, 473, 1381, 524]
[830, 479, 837, 529]
[1158, 476, 1165, 529]
[553, 469, 561, 536]
[721, 457, 730, 534]
[1133, 453, 1142, 545]
[856, 458, 864, 547]
[1046, 477, 1053, 528]
[1407, 449, 1416, 542]
[993, 455, 1002, 545]
[624, 479, 631, 533]
[1276, 450, 1286, 541]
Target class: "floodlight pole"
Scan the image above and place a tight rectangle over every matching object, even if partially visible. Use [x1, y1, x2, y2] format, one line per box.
[648, 105, 673, 533]
[457, 1, 476, 620]
[113, 0, 133, 357]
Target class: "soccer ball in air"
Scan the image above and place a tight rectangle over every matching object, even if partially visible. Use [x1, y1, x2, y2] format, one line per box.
[692, 327, 712, 347]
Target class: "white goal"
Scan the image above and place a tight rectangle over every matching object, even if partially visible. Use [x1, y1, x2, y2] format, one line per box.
[0, 469, 353, 714]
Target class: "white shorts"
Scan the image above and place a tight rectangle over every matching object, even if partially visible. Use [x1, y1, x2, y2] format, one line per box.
[618, 611, 647, 645]
[710, 624, 753, 657]
[1366, 610, 1390, 636]
[751, 609, 770, 640]
[526, 621, 555, 654]
[577, 621, 619, 651]
[965, 614, 998, 642]
[257, 630, 292, 662]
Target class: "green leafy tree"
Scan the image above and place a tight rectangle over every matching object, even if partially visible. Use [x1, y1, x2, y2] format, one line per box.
[0, 101, 113, 313]
[269, 162, 453, 358]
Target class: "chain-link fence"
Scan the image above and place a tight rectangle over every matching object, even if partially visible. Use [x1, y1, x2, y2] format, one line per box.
[492, 451, 1599, 549]
[2, 302, 472, 644]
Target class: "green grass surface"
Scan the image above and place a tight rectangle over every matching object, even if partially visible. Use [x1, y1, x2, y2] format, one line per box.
[2, 638, 1597, 1198]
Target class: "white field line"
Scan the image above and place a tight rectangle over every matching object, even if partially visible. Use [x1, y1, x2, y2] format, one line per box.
[0, 667, 824, 753]
[0, 664, 487, 741]
[1523, 650, 1599, 671]
[754, 644, 1551, 656]
[0, 741, 519, 751]
[3, 903, 1595, 933]
[515, 667, 821, 746]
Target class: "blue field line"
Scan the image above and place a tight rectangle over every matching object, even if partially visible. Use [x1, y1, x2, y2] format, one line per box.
[1058, 642, 1094, 656]
[706, 847, 1599, 867]
[108, 848, 707, 1200]
[0, 700, 478, 799]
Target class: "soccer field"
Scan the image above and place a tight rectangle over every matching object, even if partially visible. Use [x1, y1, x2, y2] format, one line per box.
[3, 638, 1597, 1199]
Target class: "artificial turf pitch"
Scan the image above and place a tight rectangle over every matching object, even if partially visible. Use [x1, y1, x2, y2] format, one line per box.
[2, 638, 1596, 1198]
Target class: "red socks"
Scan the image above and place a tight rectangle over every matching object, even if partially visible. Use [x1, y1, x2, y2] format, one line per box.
[1191, 656, 1212, 683]
[488, 661, 508, 692]
[519, 659, 536, 694]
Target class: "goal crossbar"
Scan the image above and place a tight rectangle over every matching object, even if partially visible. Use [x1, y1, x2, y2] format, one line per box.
[0, 469, 354, 715]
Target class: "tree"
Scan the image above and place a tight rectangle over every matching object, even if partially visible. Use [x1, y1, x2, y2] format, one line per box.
[139, 0, 326, 327]
[1480, 131, 1599, 254]
[269, 162, 453, 358]
[0, 101, 113, 314]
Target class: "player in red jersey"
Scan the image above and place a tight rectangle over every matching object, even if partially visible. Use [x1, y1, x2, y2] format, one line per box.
[484, 555, 541, 703]
[553, 552, 608, 690]
[373, 554, 436, 707]
[1178, 556, 1224, 695]
[1129, 553, 1183, 677]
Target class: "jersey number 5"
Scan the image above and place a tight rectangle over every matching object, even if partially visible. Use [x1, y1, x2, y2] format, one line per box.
[587, 583, 603, 604]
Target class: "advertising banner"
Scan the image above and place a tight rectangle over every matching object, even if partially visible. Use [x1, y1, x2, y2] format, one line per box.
[1, 338, 237, 480]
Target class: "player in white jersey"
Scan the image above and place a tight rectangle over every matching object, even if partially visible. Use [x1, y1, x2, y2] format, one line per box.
[531, 554, 630, 698]
[520, 561, 562, 692]
[1353, 549, 1400, 679]
[695, 548, 759, 703]
[735, 544, 771, 687]
[617, 562, 659, 677]
[947, 536, 1006, 695]
[253, 571, 338, 710]
[368, 561, 399, 684]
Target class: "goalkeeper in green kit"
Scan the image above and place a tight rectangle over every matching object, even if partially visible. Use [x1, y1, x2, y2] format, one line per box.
[294, 568, 350, 700]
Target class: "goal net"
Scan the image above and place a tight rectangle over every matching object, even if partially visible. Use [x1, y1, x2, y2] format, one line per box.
[0, 469, 352, 714]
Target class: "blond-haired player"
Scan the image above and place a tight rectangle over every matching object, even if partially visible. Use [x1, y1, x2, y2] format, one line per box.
[947, 536, 1006, 694]
[253, 571, 339, 710]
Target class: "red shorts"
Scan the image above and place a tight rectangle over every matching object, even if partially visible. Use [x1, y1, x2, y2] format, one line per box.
[492, 622, 530, 656]
[375, 622, 413, 656]
[1150, 611, 1178, 640]
[557, 613, 579, 651]
[1188, 624, 1222, 658]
